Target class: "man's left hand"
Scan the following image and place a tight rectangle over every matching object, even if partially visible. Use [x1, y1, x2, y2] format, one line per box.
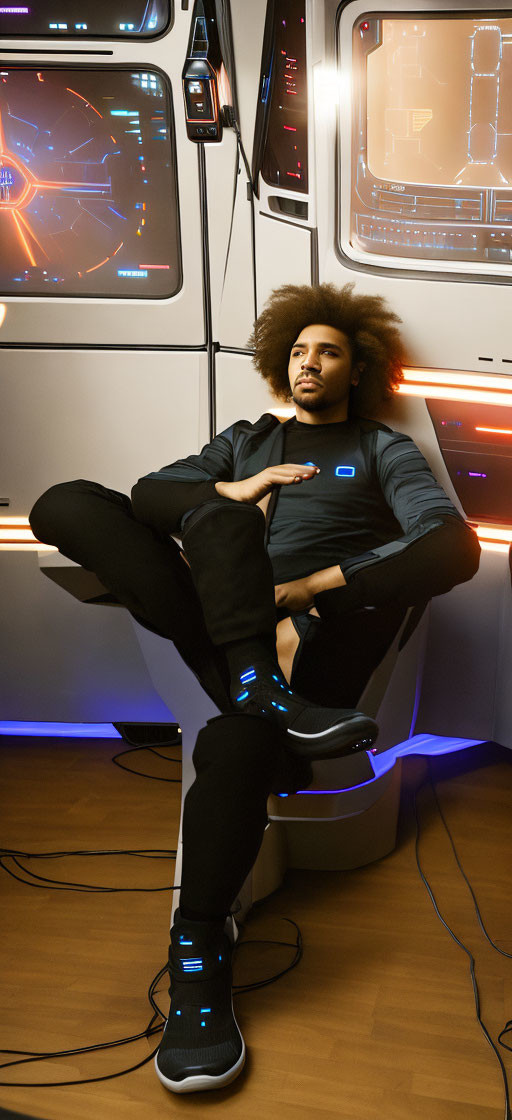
[274, 576, 315, 613]
[274, 566, 347, 613]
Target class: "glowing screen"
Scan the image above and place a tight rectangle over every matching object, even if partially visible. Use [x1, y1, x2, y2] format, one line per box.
[0, 68, 181, 297]
[350, 17, 512, 266]
[0, 1, 170, 37]
[261, 0, 308, 193]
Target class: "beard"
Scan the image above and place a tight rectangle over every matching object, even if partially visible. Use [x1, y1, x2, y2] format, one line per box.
[291, 390, 334, 412]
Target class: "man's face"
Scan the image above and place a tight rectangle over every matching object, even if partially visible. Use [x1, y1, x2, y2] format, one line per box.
[287, 323, 358, 417]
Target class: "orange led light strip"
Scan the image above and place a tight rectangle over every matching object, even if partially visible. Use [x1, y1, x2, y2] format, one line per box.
[3, 518, 512, 558]
[475, 426, 512, 436]
[399, 368, 512, 407]
[0, 518, 56, 550]
[472, 524, 512, 555]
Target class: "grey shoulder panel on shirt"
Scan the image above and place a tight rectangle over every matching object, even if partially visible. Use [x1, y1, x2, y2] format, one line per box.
[357, 416, 394, 435]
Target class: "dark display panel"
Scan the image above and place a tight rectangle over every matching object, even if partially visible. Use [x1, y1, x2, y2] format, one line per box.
[351, 16, 512, 266]
[260, 0, 308, 193]
[0, 67, 181, 297]
[0, 1, 170, 38]
[428, 399, 512, 523]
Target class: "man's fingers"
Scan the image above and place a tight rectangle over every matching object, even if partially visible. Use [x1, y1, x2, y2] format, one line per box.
[270, 464, 320, 485]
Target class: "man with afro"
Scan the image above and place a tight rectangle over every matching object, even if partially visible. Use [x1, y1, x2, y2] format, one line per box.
[29, 282, 480, 1095]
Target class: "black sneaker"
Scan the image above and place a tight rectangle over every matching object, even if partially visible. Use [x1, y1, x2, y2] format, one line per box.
[232, 663, 378, 761]
[155, 910, 245, 1094]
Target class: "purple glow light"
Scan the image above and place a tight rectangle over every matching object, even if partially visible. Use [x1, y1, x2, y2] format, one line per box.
[468, 472, 487, 478]
[0, 721, 122, 738]
[287, 734, 485, 796]
[0, 6, 30, 11]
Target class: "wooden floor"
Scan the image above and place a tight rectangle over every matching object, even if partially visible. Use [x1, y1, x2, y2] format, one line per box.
[0, 733, 511, 1120]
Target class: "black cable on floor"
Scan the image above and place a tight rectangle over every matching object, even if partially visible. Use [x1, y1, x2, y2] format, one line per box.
[0, 921, 302, 1087]
[111, 744, 181, 782]
[0, 848, 176, 893]
[414, 762, 510, 1120]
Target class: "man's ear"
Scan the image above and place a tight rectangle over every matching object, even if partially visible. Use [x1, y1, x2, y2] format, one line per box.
[352, 361, 365, 386]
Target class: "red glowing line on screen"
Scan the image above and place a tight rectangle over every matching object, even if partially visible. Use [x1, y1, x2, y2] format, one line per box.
[66, 88, 103, 118]
[283, 125, 297, 131]
[138, 264, 170, 269]
[11, 210, 36, 266]
[16, 209, 49, 259]
[85, 241, 123, 274]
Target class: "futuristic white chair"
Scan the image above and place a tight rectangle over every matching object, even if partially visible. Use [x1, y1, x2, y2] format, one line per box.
[37, 548, 431, 924]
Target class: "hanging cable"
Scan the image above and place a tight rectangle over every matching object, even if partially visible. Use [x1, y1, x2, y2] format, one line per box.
[221, 105, 258, 323]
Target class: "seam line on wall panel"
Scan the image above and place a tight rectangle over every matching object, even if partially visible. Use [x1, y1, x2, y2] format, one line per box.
[0, 344, 208, 352]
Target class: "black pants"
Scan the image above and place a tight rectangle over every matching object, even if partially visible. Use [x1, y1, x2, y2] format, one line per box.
[29, 480, 405, 918]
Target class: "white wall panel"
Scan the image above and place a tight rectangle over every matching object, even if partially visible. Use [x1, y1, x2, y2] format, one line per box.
[256, 216, 312, 316]
[216, 350, 280, 432]
[1, 349, 209, 720]
[1, 349, 208, 513]
[206, 133, 256, 349]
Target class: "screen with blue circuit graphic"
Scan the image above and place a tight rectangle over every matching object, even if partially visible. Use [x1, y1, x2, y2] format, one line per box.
[0, 67, 181, 297]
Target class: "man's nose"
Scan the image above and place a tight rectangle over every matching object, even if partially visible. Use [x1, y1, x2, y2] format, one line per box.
[301, 354, 320, 368]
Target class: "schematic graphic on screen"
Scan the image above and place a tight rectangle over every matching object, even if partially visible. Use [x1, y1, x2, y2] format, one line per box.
[0, 68, 181, 296]
[350, 18, 512, 267]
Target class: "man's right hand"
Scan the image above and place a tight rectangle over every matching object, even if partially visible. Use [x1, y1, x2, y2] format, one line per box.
[214, 463, 320, 505]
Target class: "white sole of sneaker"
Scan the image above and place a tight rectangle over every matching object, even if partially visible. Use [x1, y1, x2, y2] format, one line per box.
[154, 1034, 246, 1094]
[286, 719, 376, 758]
[287, 718, 375, 741]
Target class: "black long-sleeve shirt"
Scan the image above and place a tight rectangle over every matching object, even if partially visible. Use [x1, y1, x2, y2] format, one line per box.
[130, 412, 480, 611]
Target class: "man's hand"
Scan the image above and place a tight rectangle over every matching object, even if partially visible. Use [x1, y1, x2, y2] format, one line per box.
[274, 575, 316, 612]
[275, 566, 347, 613]
[215, 463, 320, 505]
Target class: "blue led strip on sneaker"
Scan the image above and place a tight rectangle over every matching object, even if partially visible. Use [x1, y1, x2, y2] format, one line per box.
[240, 668, 257, 683]
[272, 701, 288, 712]
[335, 465, 356, 477]
[181, 958, 203, 972]
[236, 690, 249, 702]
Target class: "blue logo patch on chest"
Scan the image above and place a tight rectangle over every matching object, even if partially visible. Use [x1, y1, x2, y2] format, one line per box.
[335, 465, 356, 477]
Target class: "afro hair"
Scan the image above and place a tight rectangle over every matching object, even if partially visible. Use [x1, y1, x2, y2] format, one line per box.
[247, 282, 405, 416]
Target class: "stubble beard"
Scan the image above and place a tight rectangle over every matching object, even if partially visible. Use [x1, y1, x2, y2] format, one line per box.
[291, 388, 341, 413]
